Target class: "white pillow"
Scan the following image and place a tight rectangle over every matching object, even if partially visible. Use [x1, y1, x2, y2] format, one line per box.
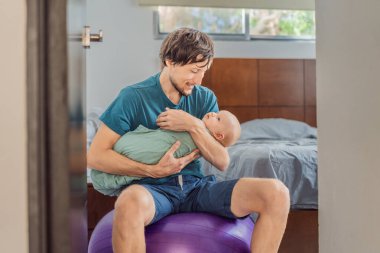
[87, 107, 104, 149]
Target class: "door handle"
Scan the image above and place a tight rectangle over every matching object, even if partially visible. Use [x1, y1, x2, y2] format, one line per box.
[82, 26, 103, 48]
[69, 26, 103, 48]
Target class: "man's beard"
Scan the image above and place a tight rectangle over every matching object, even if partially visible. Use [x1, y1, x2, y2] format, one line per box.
[169, 76, 191, 97]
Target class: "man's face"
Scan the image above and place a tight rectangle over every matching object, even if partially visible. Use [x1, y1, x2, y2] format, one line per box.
[166, 58, 211, 96]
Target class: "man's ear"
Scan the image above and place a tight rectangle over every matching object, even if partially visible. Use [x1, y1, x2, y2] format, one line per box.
[165, 59, 174, 67]
[213, 132, 225, 141]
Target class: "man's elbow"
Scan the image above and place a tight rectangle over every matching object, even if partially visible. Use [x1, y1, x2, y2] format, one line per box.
[87, 150, 98, 169]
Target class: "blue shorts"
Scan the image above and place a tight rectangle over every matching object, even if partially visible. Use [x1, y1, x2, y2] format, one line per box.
[133, 175, 243, 224]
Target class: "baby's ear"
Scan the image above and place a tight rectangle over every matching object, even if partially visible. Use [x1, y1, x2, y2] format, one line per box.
[213, 132, 225, 141]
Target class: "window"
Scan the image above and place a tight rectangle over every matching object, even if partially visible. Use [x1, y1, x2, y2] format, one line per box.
[155, 6, 315, 40]
[248, 9, 315, 38]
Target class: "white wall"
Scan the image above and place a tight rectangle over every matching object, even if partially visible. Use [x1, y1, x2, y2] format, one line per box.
[0, 0, 28, 252]
[86, 0, 316, 110]
[317, 1, 380, 252]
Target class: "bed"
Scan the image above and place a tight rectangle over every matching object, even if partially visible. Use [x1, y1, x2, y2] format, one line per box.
[87, 58, 318, 253]
[201, 118, 318, 222]
[201, 58, 318, 253]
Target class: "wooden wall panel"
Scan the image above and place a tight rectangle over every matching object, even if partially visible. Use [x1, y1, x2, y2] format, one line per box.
[279, 210, 318, 253]
[259, 107, 305, 122]
[220, 106, 259, 123]
[202, 68, 212, 88]
[204, 58, 317, 126]
[210, 58, 258, 106]
[305, 106, 317, 127]
[259, 59, 304, 106]
[305, 60, 317, 106]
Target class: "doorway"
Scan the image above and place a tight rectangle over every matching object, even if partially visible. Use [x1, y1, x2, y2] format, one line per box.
[27, 0, 88, 252]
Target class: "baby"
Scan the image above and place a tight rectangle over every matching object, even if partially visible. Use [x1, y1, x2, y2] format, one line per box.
[91, 110, 241, 196]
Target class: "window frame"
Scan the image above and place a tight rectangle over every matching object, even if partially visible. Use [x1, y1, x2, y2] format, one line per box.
[153, 9, 316, 41]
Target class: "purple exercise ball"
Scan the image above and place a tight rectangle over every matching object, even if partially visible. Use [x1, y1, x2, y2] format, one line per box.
[88, 211, 254, 253]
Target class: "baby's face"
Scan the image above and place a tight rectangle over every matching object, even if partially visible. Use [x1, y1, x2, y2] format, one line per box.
[202, 111, 229, 134]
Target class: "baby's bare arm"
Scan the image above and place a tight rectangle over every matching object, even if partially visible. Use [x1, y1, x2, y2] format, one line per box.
[156, 109, 229, 171]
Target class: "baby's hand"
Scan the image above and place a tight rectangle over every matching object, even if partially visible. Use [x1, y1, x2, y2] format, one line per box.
[156, 108, 201, 132]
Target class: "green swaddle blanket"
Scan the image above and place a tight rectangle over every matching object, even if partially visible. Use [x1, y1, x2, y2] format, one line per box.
[91, 125, 196, 196]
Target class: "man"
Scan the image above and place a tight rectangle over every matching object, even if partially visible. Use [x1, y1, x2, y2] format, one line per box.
[87, 27, 290, 253]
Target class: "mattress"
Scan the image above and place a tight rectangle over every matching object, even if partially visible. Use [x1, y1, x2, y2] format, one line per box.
[201, 138, 318, 209]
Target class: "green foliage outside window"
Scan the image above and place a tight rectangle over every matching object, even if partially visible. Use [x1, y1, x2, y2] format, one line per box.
[249, 10, 315, 37]
[158, 7, 315, 39]
[278, 11, 315, 36]
[158, 7, 244, 34]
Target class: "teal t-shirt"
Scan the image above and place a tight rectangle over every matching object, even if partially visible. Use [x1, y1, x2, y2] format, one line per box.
[91, 125, 198, 196]
[98, 72, 218, 185]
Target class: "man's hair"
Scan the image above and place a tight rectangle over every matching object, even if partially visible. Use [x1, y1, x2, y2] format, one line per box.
[159, 27, 214, 69]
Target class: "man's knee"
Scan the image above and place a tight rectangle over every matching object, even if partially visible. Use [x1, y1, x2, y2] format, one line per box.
[114, 185, 154, 221]
[263, 179, 290, 214]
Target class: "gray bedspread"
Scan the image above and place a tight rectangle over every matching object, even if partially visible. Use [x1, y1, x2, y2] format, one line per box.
[201, 138, 318, 209]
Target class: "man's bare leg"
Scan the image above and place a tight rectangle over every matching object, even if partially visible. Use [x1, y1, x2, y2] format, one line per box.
[231, 178, 290, 253]
[112, 185, 156, 253]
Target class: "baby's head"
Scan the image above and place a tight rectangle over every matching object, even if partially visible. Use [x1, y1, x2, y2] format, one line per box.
[202, 110, 241, 147]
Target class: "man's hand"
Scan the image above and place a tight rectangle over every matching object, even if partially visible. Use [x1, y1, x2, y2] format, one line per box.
[156, 108, 203, 132]
[147, 141, 200, 178]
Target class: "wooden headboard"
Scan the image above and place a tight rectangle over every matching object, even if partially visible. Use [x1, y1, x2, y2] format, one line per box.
[202, 58, 316, 127]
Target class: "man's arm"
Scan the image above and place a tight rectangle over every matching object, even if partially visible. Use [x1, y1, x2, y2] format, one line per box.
[156, 109, 229, 171]
[188, 121, 230, 171]
[87, 123, 199, 178]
